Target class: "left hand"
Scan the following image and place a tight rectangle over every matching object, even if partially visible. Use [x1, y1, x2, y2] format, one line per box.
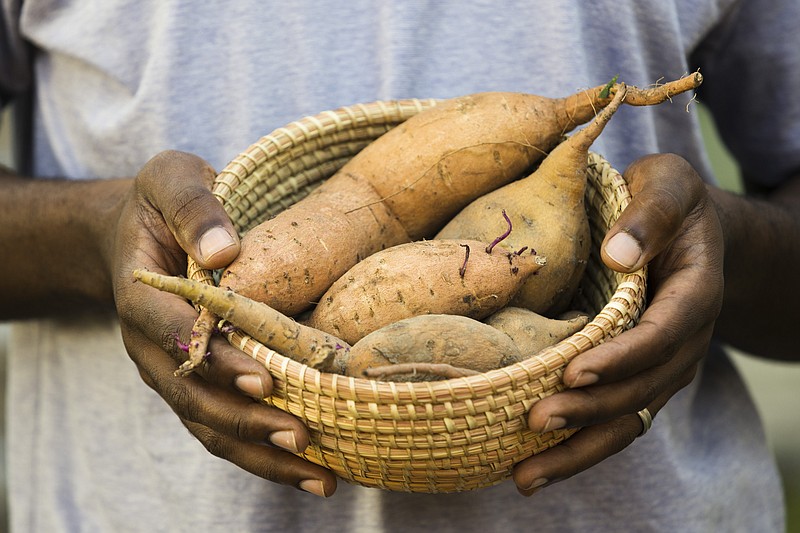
[513, 153, 725, 495]
[112, 150, 338, 496]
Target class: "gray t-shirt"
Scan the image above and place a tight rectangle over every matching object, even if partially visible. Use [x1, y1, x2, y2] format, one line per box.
[2, 1, 798, 531]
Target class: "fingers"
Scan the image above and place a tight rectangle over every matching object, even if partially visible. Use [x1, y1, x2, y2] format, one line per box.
[124, 270, 275, 396]
[123, 281, 297, 444]
[560, 249, 720, 390]
[203, 335, 274, 399]
[182, 419, 337, 497]
[112, 150, 336, 495]
[601, 153, 707, 273]
[128, 329, 301, 446]
[136, 150, 240, 269]
[128, 330, 337, 495]
[528, 329, 703, 433]
[120, 273, 329, 490]
[514, 364, 695, 496]
[120, 255, 337, 497]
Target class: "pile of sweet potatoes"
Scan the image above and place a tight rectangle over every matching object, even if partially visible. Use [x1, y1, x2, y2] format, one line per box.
[136, 73, 702, 381]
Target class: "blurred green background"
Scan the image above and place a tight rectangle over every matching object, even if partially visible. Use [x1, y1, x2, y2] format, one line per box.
[1, 103, 798, 531]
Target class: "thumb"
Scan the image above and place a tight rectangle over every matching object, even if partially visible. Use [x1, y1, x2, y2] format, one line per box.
[601, 153, 706, 273]
[138, 150, 240, 270]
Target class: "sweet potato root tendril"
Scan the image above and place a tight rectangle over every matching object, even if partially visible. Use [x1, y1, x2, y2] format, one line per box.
[485, 210, 512, 253]
[459, 244, 471, 278]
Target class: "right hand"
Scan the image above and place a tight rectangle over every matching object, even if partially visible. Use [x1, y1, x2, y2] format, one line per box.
[111, 150, 337, 497]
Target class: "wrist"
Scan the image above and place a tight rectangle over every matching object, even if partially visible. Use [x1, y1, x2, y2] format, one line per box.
[0, 175, 132, 317]
[707, 179, 800, 359]
[84, 178, 134, 301]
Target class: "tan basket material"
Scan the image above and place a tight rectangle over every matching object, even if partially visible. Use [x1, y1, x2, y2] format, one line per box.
[186, 98, 647, 493]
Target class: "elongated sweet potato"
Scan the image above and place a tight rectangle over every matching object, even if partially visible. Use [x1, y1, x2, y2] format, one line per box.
[133, 270, 349, 371]
[222, 74, 703, 314]
[304, 239, 546, 345]
[435, 75, 702, 314]
[343, 73, 702, 240]
[178, 88, 606, 375]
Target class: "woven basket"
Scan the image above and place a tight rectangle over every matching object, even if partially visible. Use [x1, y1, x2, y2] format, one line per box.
[187, 98, 647, 493]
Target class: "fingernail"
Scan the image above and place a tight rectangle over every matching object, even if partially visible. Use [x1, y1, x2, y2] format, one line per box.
[569, 371, 599, 388]
[542, 416, 566, 433]
[199, 226, 237, 264]
[268, 430, 300, 453]
[523, 477, 549, 495]
[299, 479, 328, 498]
[234, 374, 265, 398]
[604, 232, 642, 270]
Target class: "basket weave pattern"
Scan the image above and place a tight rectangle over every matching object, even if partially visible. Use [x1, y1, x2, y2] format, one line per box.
[187, 99, 647, 493]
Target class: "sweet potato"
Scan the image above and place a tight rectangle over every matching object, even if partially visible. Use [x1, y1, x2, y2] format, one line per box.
[133, 270, 349, 371]
[435, 85, 629, 313]
[177, 89, 599, 375]
[304, 239, 546, 345]
[484, 307, 589, 357]
[216, 88, 605, 313]
[336, 314, 522, 381]
[218, 171, 409, 316]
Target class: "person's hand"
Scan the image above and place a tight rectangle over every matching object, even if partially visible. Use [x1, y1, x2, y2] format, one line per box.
[513, 153, 725, 495]
[111, 150, 337, 497]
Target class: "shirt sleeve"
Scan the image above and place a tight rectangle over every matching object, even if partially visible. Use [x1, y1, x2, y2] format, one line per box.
[691, 0, 800, 188]
[0, 0, 32, 109]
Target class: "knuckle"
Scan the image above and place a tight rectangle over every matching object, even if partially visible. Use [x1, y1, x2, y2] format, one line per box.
[194, 426, 230, 459]
[254, 456, 284, 483]
[608, 420, 635, 449]
[641, 184, 688, 236]
[159, 320, 196, 365]
[626, 153, 706, 227]
[171, 186, 214, 229]
[231, 406, 259, 441]
[638, 317, 683, 366]
[164, 381, 198, 420]
[136, 150, 216, 200]
[565, 387, 604, 426]
[136, 150, 183, 186]
[637, 375, 662, 408]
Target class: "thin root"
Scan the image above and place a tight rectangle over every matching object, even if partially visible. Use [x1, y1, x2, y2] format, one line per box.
[459, 244, 471, 278]
[623, 71, 703, 106]
[174, 307, 217, 377]
[485, 210, 512, 253]
[686, 92, 699, 112]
